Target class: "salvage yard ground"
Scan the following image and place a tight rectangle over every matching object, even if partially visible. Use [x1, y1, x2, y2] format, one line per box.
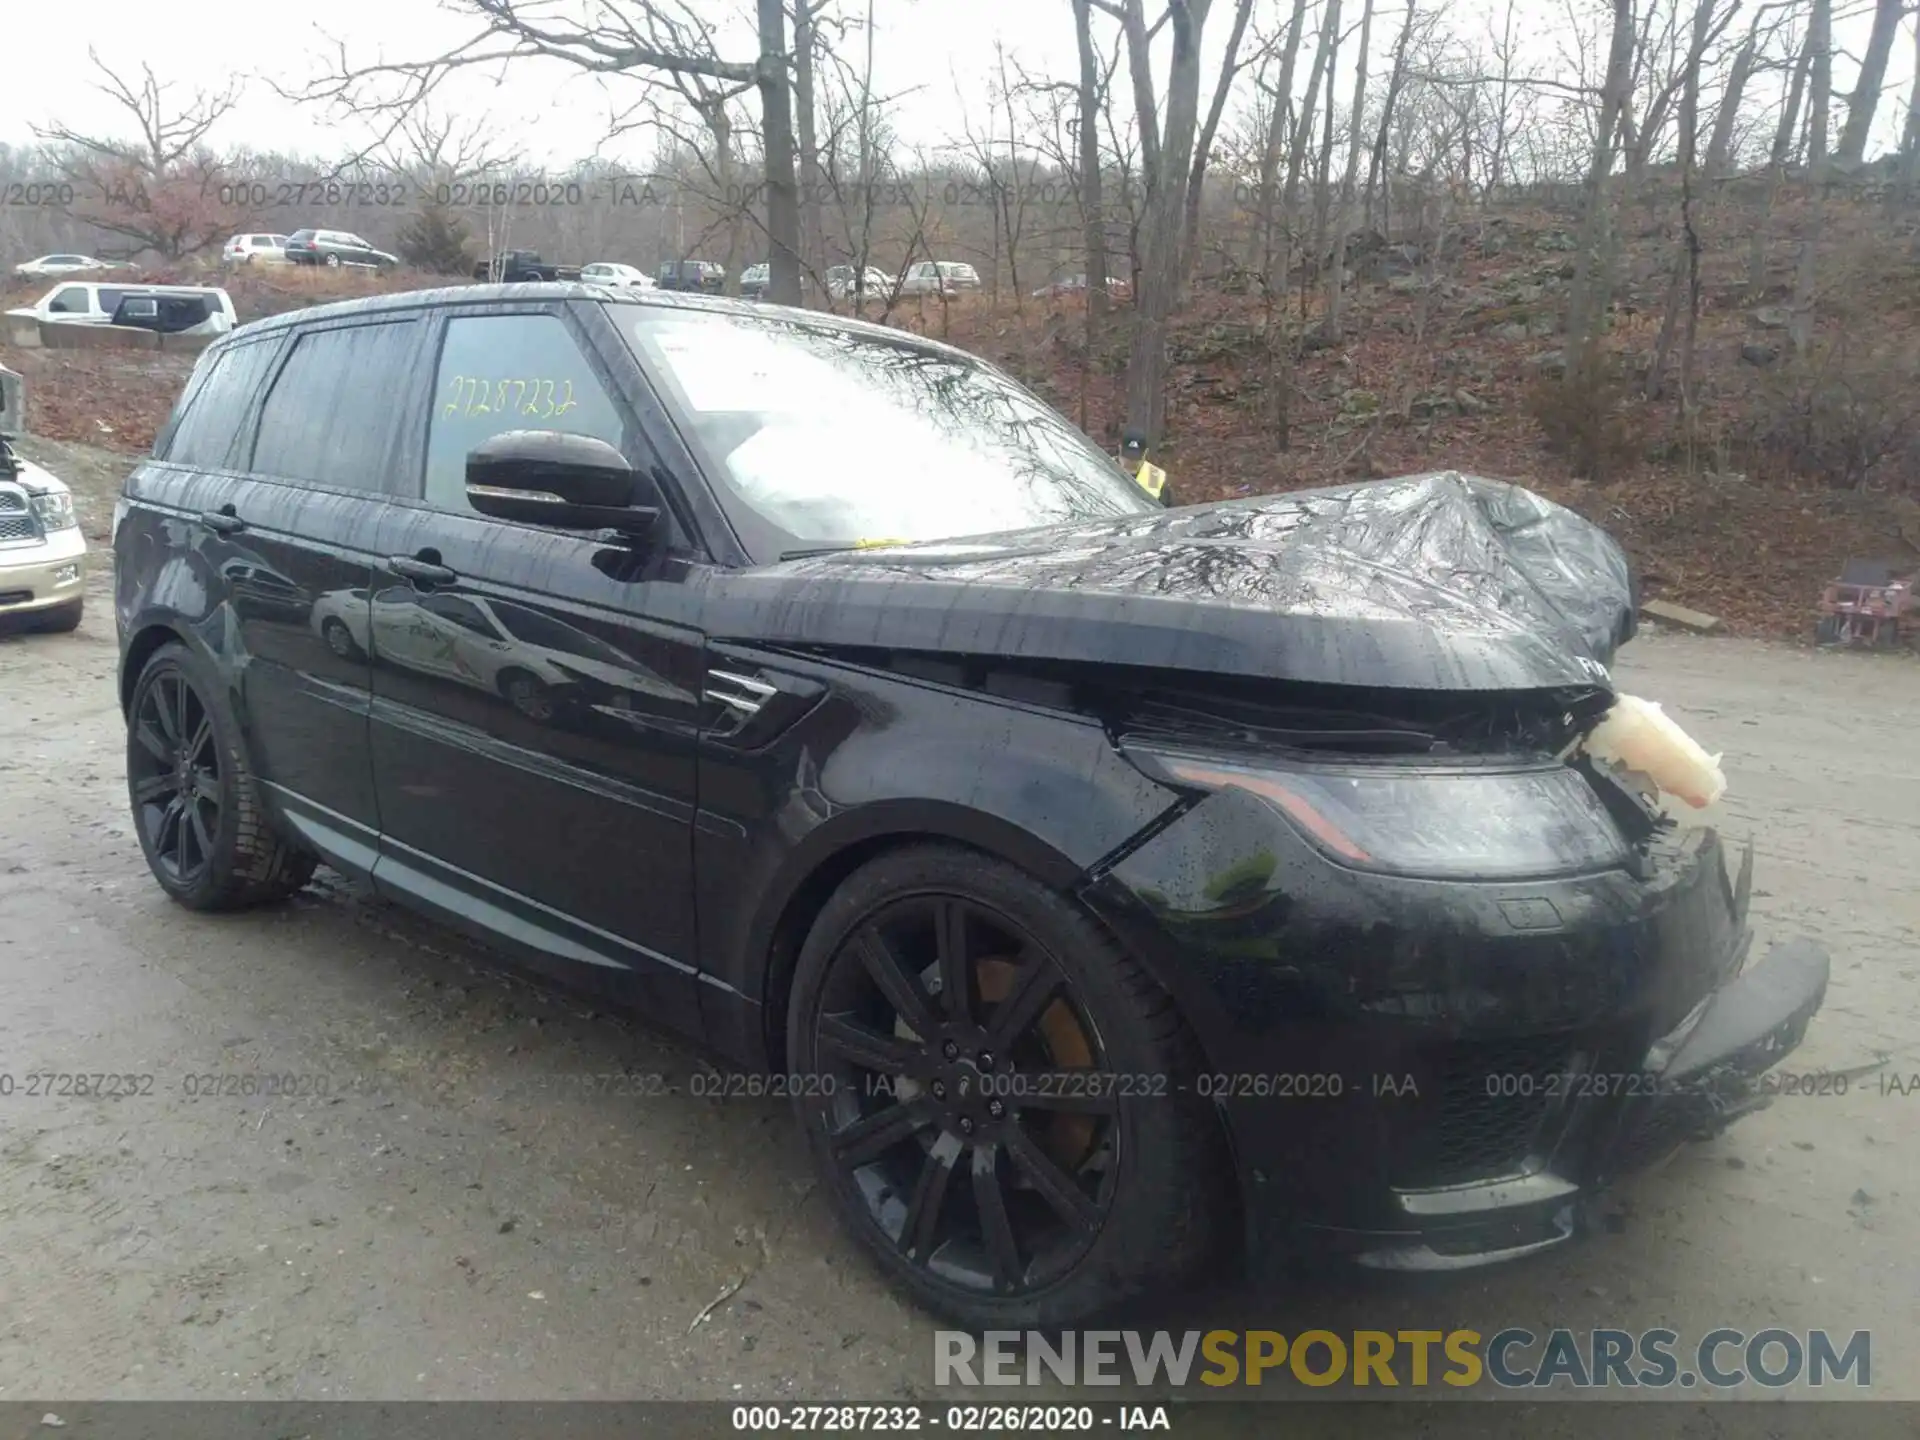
[1, 576, 1917, 1407]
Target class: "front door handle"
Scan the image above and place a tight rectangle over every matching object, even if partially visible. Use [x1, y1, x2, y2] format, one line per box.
[197, 506, 245, 534]
[386, 553, 457, 586]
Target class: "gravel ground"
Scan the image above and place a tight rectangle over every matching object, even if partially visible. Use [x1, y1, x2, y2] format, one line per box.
[0, 582, 1916, 1413]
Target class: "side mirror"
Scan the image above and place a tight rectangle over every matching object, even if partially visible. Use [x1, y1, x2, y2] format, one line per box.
[465, 430, 660, 537]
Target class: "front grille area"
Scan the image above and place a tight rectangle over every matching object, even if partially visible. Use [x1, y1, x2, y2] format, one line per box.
[1393, 1034, 1577, 1189]
[0, 513, 37, 542]
[0, 589, 33, 607]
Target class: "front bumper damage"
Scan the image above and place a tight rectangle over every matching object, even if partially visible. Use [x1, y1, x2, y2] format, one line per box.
[1354, 928, 1829, 1273]
[1086, 779, 1833, 1277]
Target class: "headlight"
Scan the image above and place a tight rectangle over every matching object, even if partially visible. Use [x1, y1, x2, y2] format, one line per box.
[30, 491, 77, 532]
[1129, 747, 1631, 880]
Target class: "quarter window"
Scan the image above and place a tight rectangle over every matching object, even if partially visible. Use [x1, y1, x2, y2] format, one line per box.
[45, 286, 86, 313]
[162, 340, 282, 469]
[251, 320, 419, 490]
[422, 312, 627, 514]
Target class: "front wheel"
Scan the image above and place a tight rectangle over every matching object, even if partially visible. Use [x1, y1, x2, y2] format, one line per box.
[126, 642, 316, 910]
[320, 616, 362, 660]
[786, 844, 1231, 1327]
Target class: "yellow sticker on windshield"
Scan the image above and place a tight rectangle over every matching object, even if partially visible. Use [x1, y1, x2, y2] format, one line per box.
[1134, 460, 1168, 499]
[855, 537, 908, 548]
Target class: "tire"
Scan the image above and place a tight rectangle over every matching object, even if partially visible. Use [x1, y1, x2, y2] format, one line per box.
[499, 668, 555, 722]
[125, 642, 317, 911]
[325, 254, 341, 269]
[320, 616, 362, 661]
[35, 598, 83, 633]
[786, 843, 1231, 1327]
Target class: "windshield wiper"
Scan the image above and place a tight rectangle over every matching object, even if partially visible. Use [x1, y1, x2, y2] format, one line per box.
[777, 545, 863, 561]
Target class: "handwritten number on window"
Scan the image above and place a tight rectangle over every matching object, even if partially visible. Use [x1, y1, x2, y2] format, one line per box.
[440, 375, 589, 425]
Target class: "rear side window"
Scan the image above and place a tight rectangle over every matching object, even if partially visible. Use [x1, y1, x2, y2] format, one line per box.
[421, 312, 627, 514]
[163, 340, 281, 469]
[45, 286, 87, 313]
[251, 320, 419, 490]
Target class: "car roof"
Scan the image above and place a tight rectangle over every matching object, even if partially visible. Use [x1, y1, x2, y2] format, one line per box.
[217, 282, 979, 363]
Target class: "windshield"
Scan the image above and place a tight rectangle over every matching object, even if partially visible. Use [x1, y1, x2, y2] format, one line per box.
[622, 307, 1157, 560]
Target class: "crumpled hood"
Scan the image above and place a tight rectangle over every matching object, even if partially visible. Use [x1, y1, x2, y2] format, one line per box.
[700, 471, 1636, 692]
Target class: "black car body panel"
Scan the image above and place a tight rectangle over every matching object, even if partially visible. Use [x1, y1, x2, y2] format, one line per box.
[113, 282, 1828, 1287]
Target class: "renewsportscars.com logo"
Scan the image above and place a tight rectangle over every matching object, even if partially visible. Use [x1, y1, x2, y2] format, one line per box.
[935, 1328, 1872, 1391]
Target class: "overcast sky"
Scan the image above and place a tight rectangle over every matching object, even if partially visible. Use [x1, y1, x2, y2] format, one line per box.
[1, 0, 1912, 171]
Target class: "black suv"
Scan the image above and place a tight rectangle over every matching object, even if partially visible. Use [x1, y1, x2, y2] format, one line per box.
[114, 283, 1827, 1327]
[654, 260, 724, 293]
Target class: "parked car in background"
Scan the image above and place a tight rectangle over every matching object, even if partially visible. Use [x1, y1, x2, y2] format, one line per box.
[112, 280, 1831, 1330]
[284, 229, 398, 269]
[826, 265, 894, 301]
[579, 262, 655, 290]
[12, 255, 113, 278]
[0, 433, 86, 633]
[898, 260, 982, 297]
[7, 281, 236, 334]
[1032, 273, 1132, 301]
[473, 250, 582, 283]
[223, 234, 290, 266]
[739, 263, 820, 301]
[655, 260, 725, 293]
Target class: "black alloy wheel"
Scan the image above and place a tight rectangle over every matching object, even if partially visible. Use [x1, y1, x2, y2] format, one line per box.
[129, 664, 220, 888]
[125, 643, 316, 910]
[789, 845, 1228, 1326]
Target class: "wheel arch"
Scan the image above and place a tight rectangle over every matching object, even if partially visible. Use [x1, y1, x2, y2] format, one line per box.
[752, 802, 1087, 1073]
[119, 619, 197, 716]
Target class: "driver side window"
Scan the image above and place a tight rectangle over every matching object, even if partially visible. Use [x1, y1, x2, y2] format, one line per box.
[422, 312, 629, 515]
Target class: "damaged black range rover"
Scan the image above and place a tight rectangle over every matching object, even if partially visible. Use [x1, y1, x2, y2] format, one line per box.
[114, 283, 1828, 1326]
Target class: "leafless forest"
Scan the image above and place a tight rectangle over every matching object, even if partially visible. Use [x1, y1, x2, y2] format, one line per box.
[4, 0, 1919, 632]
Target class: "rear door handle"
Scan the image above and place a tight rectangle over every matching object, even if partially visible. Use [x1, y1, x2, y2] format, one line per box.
[385, 554, 457, 586]
[197, 506, 245, 534]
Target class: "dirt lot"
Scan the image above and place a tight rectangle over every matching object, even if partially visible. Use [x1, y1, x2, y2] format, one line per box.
[1, 568, 1917, 1409]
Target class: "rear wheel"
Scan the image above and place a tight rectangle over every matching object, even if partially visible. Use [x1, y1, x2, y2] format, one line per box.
[787, 844, 1230, 1326]
[126, 643, 316, 910]
[325, 254, 341, 269]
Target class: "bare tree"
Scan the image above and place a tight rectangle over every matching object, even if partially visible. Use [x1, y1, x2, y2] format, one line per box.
[1178, 0, 1261, 293]
[1646, 0, 1728, 406]
[1096, 0, 1219, 444]
[35, 51, 248, 260]
[1790, 0, 1831, 356]
[1363, 1, 1424, 236]
[1072, 0, 1113, 314]
[1244, 0, 1313, 274]
[302, 0, 804, 303]
[1837, 0, 1903, 165]
[1746, 6, 1815, 295]
[791, 0, 835, 275]
[1563, 0, 1639, 390]
[1323, 0, 1377, 341]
